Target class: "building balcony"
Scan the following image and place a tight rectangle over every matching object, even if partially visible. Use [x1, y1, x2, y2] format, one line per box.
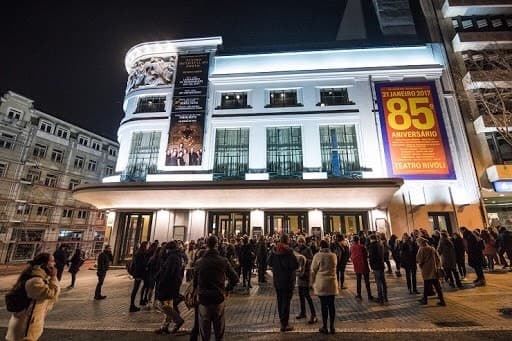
[452, 31, 512, 52]
[463, 70, 512, 90]
[442, 0, 512, 17]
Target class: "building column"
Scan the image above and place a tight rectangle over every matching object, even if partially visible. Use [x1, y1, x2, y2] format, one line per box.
[247, 125, 268, 180]
[250, 209, 265, 237]
[308, 209, 323, 237]
[189, 210, 206, 241]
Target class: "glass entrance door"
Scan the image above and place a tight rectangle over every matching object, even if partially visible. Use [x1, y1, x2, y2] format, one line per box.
[428, 212, 453, 234]
[264, 212, 307, 235]
[116, 212, 152, 263]
[323, 212, 368, 236]
[207, 211, 250, 237]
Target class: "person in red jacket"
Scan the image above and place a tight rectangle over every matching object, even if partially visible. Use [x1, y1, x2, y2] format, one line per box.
[350, 235, 373, 301]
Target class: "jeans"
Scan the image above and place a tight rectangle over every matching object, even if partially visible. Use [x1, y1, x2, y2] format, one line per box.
[445, 267, 462, 287]
[156, 299, 183, 330]
[456, 259, 466, 278]
[355, 273, 372, 298]
[276, 288, 293, 327]
[199, 302, 225, 341]
[258, 263, 267, 282]
[190, 306, 199, 341]
[130, 278, 142, 307]
[318, 295, 335, 329]
[404, 266, 417, 292]
[298, 286, 316, 317]
[56, 265, 65, 281]
[95, 272, 106, 297]
[373, 270, 387, 300]
[242, 265, 252, 286]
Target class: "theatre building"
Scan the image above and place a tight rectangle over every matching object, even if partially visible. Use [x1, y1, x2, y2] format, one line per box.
[73, 37, 485, 263]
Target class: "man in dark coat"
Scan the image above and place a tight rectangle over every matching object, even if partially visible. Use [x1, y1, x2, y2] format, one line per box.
[194, 236, 239, 341]
[154, 241, 185, 334]
[461, 227, 486, 286]
[267, 234, 299, 332]
[53, 245, 68, 281]
[94, 245, 112, 300]
[367, 234, 388, 304]
[255, 236, 268, 283]
[239, 236, 255, 288]
[330, 234, 350, 289]
[294, 236, 317, 323]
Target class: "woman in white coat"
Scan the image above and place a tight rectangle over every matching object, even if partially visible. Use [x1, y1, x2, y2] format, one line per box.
[311, 239, 339, 334]
[6, 253, 60, 341]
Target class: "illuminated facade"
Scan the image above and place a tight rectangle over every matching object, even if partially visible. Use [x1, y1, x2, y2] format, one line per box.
[73, 37, 484, 263]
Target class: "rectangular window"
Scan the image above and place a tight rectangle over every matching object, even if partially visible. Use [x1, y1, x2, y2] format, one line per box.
[40, 121, 53, 134]
[7, 108, 22, 120]
[76, 210, 88, 219]
[56, 127, 69, 139]
[0, 132, 15, 149]
[50, 148, 64, 163]
[36, 206, 50, 216]
[108, 147, 117, 157]
[78, 135, 89, 147]
[32, 143, 47, 158]
[26, 169, 41, 183]
[68, 179, 80, 190]
[213, 128, 249, 178]
[267, 89, 300, 107]
[486, 132, 512, 164]
[135, 96, 166, 113]
[319, 88, 354, 106]
[320, 125, 361, 177]
[0, 162, 7, 177]
[124, 131, 161, 181]
[74, 156, 84, 169]
[16, 204, 31, 215]
[44, 174, 58, 187]
[219, 92, 249, 109]
[62, 209, 73, 218]
[91, 140, 101, 151]
[266, 126, 303, 178]
[105, 165, 114, 176]
[87, 160, 97, 172]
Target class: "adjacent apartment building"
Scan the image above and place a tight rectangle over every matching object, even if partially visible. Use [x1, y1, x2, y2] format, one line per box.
[0, 91, 118, 263]
[430, 0, 512, 226]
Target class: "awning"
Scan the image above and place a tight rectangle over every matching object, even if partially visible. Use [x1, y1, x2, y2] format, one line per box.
[73, 178, 403, 210]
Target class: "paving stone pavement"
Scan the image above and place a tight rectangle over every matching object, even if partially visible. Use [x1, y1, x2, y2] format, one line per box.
[1, 262, 512, 339]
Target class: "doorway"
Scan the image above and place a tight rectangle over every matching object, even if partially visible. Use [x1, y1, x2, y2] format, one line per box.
[264, 212, 307, 235]
[428, 212, 453, 234]
[115, 212, 153, 263]
[323, 212, 368, 236]
[207, 211, 250, 237]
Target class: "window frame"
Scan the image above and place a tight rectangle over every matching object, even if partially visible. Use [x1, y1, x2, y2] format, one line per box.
[50, 148, 64, 163]
[7, 108, 23, 120]
[56, 127, 69, 140]
[0, 132, 16, 149]
[39, 120, 54, 134]
[91, 140, 101, 151]
[265, 89, 302, 108]
[0, 161, 8, 177]
[318, 88, 355, 106]
[77, 135, 90, 147]
[87, 159, 97, 172]
[44, 173, 58, 187]
[74, 156, 85, 169]
[32, 143, 48, 158]
[218, 92, 250, 110]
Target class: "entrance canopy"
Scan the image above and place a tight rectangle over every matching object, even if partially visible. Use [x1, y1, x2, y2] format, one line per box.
[73, 178, 403, 210]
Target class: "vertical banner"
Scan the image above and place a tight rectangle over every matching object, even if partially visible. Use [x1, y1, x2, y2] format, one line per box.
[375, 81, 455, 180]
[166, 53, 210, 166]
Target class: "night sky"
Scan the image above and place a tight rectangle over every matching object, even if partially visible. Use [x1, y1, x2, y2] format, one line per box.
[0, 1, 423, 141]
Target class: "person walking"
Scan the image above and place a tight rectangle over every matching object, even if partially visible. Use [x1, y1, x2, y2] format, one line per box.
[417, 237, 446, 306]
[350, 235, 373, 301]
[311, 239, 339, 334]
[53, 245, 67, 281]
[267, 234, 299, 332]
[330, 234, 350, 290]
[153, 241, 185, 335]
[368, 234, 388, 304]
[6, 253, 60, 341]
[94, 245, 113, 300]
[294, 236, 317, 324]
[129, 241, 148, 312]
[68, 248, 84, 288]
[461, 227, 486, 286]
[194, 236, 239, 341]
[400, 233, 419, 294]
[437, 232, 463, 288]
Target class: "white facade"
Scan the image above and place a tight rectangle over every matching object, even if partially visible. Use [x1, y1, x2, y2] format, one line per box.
[74, 37, 484, 263]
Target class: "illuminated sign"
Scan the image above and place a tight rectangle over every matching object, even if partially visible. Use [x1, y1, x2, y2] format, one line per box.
[493, 181, 512, 192]
[376, 82, 455, 180]
[166, 53, 210, 166]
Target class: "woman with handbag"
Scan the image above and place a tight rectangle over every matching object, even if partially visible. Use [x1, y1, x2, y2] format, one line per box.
[416, 237, 446, 306]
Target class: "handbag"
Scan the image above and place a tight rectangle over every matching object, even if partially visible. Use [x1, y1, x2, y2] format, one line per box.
[433, 248, 445, 280]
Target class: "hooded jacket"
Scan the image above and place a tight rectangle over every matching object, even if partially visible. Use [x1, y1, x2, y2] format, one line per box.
[6, 265, 60, 341]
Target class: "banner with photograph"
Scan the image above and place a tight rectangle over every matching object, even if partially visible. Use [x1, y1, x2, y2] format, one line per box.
[166, 53, 210, 166]
[375, 81, 455, 180]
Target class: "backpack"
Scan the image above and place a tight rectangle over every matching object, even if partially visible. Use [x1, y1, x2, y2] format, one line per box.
[5, 274, 39, 313]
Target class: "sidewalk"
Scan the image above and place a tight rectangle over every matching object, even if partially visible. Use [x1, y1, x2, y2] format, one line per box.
[1, 263, 512, 339]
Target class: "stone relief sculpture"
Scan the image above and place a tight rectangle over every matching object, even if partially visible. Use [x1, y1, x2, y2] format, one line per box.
[126, 56, 177, 93]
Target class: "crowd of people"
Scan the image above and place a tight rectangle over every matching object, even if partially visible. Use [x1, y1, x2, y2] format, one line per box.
[5, 225, 512, 340]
